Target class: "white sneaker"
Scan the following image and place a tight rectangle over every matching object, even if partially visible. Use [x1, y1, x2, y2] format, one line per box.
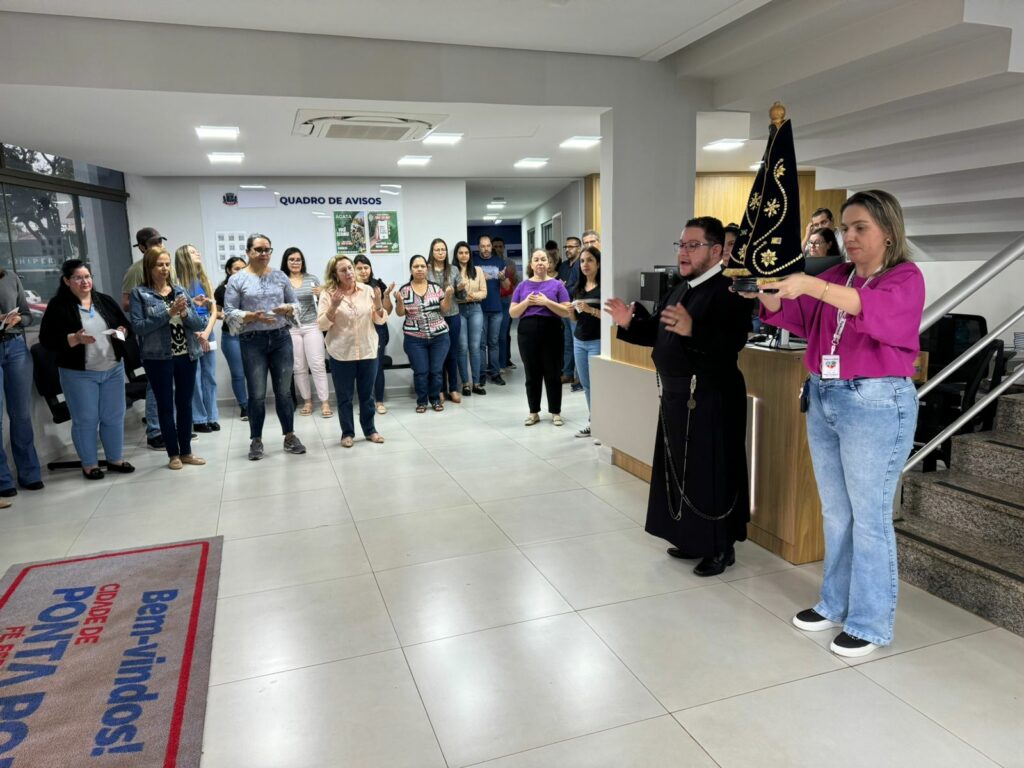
[792, 609, 842, 632]
[830, 632, 879, 657]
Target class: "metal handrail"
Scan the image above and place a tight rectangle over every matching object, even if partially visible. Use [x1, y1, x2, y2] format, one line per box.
[904, 364, 1024, 473]
[917, 303, 1024, 400]
[920, 232, 1024, 333]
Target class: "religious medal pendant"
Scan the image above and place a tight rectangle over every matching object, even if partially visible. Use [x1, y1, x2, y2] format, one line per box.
[687, 375, 697, 410]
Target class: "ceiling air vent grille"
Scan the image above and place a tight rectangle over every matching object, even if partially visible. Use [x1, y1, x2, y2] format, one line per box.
[292, 110, 449, 142]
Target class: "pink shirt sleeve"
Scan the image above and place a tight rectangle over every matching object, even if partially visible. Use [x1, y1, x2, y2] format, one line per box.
[846, 263, 925, 351]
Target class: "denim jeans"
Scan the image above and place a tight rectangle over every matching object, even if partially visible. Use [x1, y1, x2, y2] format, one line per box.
[330, 358, 378, 438]
[480, 310, 502, 382]
[500, 296, 514, 367]
[143, 355, 197, 458]
[240, 327, 295, 439]
[403, 333, 450, 405]
[561, 318, 575, 377]
[220, 332, 248, 408]
[806, 374, 918, 646]
[458, 303, 483, 387]
[192, 331, 219, 424]
[573, 337, 601, 416]
[59, 363, 126, 467]
[441, 313, 462, 394]
[145, 385, 161, 438]
[0, 335, 41, 489]
[374, 323, 389, 403]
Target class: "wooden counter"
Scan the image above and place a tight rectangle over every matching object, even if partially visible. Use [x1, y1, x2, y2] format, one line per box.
[608, 331, 823, 564]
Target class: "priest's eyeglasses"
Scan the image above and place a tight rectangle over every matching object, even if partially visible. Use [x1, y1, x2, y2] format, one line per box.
[673, 241, 710, 252]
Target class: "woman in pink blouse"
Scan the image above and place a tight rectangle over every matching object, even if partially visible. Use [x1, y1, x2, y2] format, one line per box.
[318, 255, 387, 447]
[744, 190, 924, 658]
[396, 254, 454, 413]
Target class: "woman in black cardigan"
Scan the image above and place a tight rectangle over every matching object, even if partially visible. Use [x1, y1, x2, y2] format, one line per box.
[39, 260, 135, 479]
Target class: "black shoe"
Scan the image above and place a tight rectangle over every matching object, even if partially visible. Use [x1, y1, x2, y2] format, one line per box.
[666, 547, 700, 560]
[105, 461, 135, 474]
[194, 423, 212, 433]
[693, 546, 735, 577]
[240, 407, 249, 422]
[506, 362, 517, 370]
[472, 385, 487, 395]
[0, 487, 17, 498]
[248, 438, 264, 461]
[491, 375, 506, 386]
[830, 632, 879, 658]
[209, 422, 221, 432]
[570, 383, 584, 393]
[19, 480, 45, 491]
[82, 467, 105, 480]
[462, 385, 472, 397]
[792, 608, 841, 632]
[147, 436, 166, 451]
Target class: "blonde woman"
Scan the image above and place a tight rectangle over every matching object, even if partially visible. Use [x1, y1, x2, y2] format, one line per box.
[174, 244, 219, 431]
[318, 255, 387, 446]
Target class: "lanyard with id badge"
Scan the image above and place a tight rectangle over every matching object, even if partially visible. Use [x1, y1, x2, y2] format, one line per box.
[822, 269, 876, 380]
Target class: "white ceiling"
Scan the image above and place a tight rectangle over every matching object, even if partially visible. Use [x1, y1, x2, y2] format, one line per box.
[466, 179, 578, 224]
[0, 0, 772, 61]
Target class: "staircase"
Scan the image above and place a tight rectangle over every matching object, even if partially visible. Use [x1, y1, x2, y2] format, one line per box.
[897, 392, 1024, 634]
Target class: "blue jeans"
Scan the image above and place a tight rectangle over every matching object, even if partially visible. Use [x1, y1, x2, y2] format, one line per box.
[240, 327, 295, 439]
[220, 332, 248, 408]
[143, 355, 197, 458]
[145, 384, 161, 438]
[441, 313, 462, 394]
[403, 334, 450, 405]
[573, 337, 601, 416]
[374, 323, 389, 403]
[480, 310, 502, 382]
[561, 318, 575, 377]
[458, 303, 483, 387]
[192, 331, 219, 424]
[330, 358, 378, 438]
[59, 363, 126, 467]
[806, 375, 918, 646]
[0, 336, 41, 488]
[500, 296, 513, 367]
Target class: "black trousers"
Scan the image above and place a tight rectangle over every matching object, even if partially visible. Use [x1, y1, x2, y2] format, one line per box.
[517, 315, 563, 414]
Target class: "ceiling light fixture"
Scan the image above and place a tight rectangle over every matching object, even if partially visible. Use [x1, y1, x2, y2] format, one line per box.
[514, 157, 548, 169]
[397, 155, 432, 166]
[422, 132, 463, 146]
[749, 162, 763, 171]
[483, 214, 499, 220]
[560, 136, 601, 149]
[703, 139, 746, 152]
[487, 202, 507, 210]
[208, 152, 245, 164]
[195, 126, 240, 140]
[239, 184, 266, 189]
[494, 219, 503, 225]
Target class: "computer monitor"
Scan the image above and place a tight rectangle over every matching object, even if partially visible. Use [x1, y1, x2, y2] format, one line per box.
[804, 255, 844, 276]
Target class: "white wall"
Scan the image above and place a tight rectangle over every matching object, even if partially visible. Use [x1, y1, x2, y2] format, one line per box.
[520, 180, 584, 259]
[917, 260, 1024, 346]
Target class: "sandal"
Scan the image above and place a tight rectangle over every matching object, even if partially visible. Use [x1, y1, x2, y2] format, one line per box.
[367, 433, 385, 444]
[299, 402, 313, 416]
[340, 436, 354, 448]
[552, 414, 564, 427]
[416, 404, 427, 414]
[81, 467, 105, 480]
[524, 414, 540, 426]
[321, 403, 333, 418]
[432, 402, 444, 412]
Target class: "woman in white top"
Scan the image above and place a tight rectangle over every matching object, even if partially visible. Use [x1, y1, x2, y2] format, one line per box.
[318, 255, 388, 447]
[283, 247, 331, 418]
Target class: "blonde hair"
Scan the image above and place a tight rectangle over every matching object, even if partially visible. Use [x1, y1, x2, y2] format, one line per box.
[141, 246, 171, 289]
[323, 255, 354, 292]
[174, 244, 213, 296]
[841, 190, 911, 272]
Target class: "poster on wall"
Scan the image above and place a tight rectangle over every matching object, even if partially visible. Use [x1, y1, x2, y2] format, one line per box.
[215, 230, 248, 270]
[334, 211, 400, 255]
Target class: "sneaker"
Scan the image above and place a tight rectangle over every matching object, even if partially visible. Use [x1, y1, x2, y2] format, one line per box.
[570, 383, 584, 393]
[490, 375, 506, 386]
[19, 481, 44, 491]
[575, 426, 591, 438]
[792, 609, 842, 632]
[248, 438, 264, 461]
[830, 632, 879, 658]
[147, 435, 166, 451]
[283, 434, 307, 455]
[239, 407, 249, 422]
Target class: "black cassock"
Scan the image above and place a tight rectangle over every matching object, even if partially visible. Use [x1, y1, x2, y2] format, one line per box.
[617, 273, 751, 556]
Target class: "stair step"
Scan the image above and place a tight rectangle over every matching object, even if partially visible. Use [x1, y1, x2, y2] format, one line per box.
[902, 469, 1024, 551]
[950, 430, 1024, 490]
[895, 518, 1024, 635]
[995, 393, 1024, 435]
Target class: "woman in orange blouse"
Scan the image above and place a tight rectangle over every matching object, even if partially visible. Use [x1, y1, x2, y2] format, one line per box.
[318, 255, 388, 447]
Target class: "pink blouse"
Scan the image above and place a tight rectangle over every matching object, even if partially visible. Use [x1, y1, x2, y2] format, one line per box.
[317, 283, 386, 361]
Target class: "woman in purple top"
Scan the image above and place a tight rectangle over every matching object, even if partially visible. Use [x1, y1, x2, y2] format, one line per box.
[509, 250, 571, 426]
[744, 190, 925, 658]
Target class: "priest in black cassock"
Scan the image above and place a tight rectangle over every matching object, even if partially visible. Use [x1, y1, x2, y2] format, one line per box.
[605, 216, 752, 576]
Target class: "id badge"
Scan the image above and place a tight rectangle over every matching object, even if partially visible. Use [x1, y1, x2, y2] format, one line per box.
[821, 354, 840, 380]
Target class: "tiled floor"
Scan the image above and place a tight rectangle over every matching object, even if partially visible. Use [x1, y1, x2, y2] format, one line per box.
[3, 369, 1022, 767]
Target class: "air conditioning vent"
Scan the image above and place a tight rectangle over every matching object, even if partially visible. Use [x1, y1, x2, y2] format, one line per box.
[293, 110, 448, 142]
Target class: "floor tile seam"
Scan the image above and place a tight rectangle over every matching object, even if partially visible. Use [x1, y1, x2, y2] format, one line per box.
[489, 520, 643, 549]
[849, 658, 1006, 765]
[671, 719, 726, 768]
[392, 604, 578, 650]
[207, 643, 405, 689]
[216, 571, 378, 601]
[456, 713, 684, 768]
[367, 542, 520, 575]
[669, 665, 856, 716]
[567, 579, 725, 613]
[219, 519, 359, 544]
[58, 516, 95, 559]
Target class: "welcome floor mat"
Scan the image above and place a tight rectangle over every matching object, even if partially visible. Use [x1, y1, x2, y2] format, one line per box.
[0, 537, 222, 767]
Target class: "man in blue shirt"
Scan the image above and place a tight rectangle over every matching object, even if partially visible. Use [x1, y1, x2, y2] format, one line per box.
[473, 235, 510, 388]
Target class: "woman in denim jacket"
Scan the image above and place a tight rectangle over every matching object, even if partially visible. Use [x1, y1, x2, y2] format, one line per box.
[130, 246, 208, 470]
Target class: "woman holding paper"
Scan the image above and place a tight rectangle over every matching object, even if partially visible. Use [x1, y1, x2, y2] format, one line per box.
[39, 260, 135, 479]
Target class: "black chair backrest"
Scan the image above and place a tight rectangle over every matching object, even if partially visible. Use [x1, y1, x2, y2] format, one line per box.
[919, 313, 987, 380]
[29, 342, 71, 424]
